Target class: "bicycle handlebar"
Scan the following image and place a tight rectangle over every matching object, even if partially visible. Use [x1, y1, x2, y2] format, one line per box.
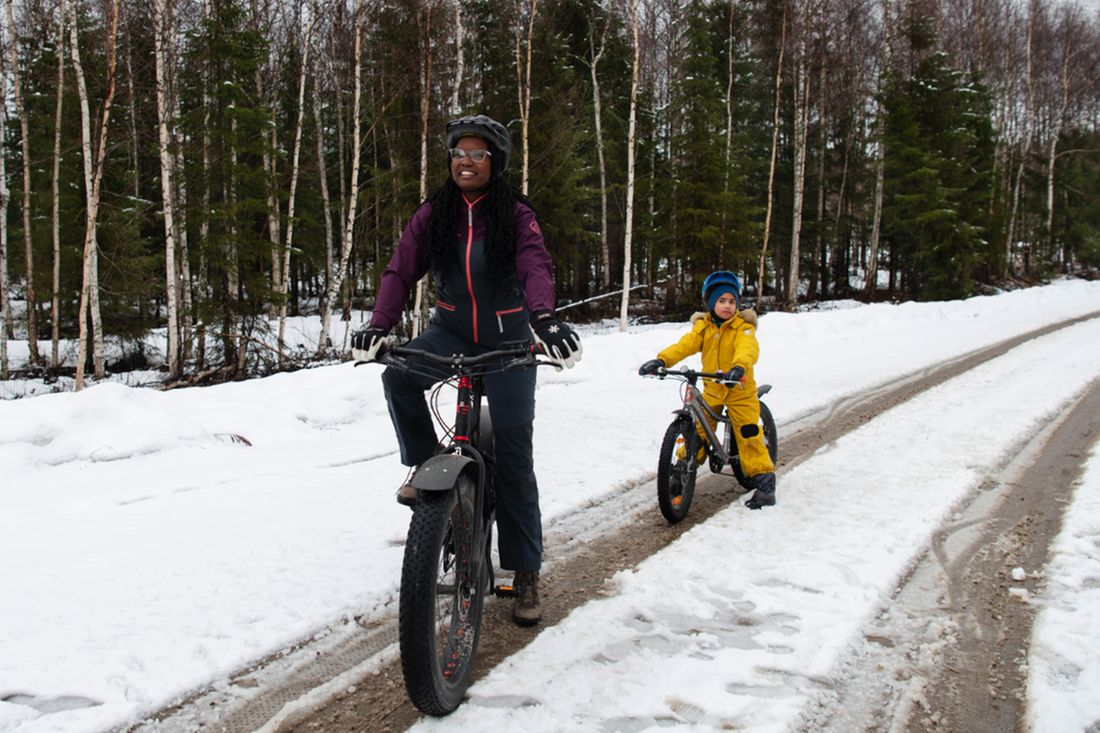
[377, 341, 549, 372]
[644, 366, 745, 387]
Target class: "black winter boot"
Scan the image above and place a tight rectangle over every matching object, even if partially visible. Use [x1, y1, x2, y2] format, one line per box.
[745, 472, 776, 510]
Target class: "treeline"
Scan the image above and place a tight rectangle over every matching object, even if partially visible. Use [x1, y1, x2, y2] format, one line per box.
[1, 0, 1098, 384]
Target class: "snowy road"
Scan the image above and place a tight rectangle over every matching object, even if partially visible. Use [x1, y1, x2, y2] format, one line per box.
[3, 280, 1100, 733]
[392, 313, 1100, 733]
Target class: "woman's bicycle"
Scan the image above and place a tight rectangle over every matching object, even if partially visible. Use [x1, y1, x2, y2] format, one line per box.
[375, 340, 551, 716]
[644, 366, 778, 523]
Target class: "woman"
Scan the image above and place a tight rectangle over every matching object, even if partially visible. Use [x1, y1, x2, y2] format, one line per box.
[351, 114, 582, 626]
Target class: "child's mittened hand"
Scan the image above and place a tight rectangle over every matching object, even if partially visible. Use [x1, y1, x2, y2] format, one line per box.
[724, 366, 746, 384]
[639, 359, 664, 376]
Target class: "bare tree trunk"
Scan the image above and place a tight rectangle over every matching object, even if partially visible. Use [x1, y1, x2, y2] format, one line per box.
[864, 0, 892, 299]
[618, 0, 639, 332]
[757, 0, 787, 312]
[1008, 0, 1037, 275]
[723, 0, 736, 264]
[450, 0, 465, 113]
[412, 0, 434, 338]
[6, 0, 39, 365]
[72, 0, 118, 390]
[787, 40, 809, 309]
[587, 11, 610, 289]
[322, 0, 366, 353]
[0, 66, 10, 380]
[278, 7, 314, 367]
[313, 18, 337, 354]
[813, 57, 826, 299]
[261, 73, 282, 321]
[173, 15, 194, 367]
[155, 0, 182, 380]
[51, 0, 67, 368]
[514, 0, 538, 196]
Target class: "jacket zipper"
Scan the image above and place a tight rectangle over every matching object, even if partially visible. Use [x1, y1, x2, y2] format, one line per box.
[463, 194, 486, 342]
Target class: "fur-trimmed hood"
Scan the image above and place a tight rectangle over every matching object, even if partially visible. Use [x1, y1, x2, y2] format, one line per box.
[689, 308, 758, 328]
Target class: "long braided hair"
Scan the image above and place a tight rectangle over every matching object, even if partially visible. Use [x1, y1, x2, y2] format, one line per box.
[424, 176, 540, 302]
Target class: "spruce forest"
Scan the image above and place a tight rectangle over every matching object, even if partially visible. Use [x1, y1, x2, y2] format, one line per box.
[1, 0, 1098, 385]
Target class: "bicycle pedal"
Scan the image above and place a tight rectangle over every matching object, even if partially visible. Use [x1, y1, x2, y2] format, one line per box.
[493, 584, 519, 598]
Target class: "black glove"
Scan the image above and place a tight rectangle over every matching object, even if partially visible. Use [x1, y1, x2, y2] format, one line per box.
[351, 325, 389, 363]
[530, 310, 582, 370]
[639, 358, 665, 376]
[723, 366, 746, 385]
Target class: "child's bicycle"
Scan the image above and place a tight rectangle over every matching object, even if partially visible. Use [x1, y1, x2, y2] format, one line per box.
[374, 340, 552, 716]
[643, 366, 778, 523]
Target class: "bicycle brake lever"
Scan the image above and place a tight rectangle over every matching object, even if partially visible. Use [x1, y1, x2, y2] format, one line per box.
[503, 355, 535, 371]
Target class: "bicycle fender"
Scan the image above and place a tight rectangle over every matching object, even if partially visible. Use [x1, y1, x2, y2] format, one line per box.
[411, 454, 476, 493]
[670, 408, 691, 418]
[757, 384, 772, 397]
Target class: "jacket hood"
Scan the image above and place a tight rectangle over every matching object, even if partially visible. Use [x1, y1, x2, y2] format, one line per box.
[689, 308, 758, 328]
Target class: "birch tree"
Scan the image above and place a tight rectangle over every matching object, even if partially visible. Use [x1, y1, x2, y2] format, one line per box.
[72, 0, 119, 389]
[585, 6, 611, 289]
[1040, 6, 1099, 256]
[450, 0, 465, 114]
[6, 0, 39, 364]
[412, 0, 437, 338]
[514, 0, 538, 195]
[320, 0, 366, 354]
[618, 0, 639, 331]
[312, 9, 336, 354]
[757, 0, 787, 310]
[51, 0, 66, 368]
[1007, 0, 1038, 274]
[0, 60, 9, 380]
[863, 0, 893, 298]
[155, 0, 183, 379]
[277, 5, 315, 366]
[787, 33, 810, 308]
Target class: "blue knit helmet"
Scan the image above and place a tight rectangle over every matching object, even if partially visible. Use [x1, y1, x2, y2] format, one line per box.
[702, 270, 741, 308]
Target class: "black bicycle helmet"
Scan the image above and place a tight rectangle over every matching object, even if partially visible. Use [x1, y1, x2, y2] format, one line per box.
[445, 115, 512, 179]
[701, 270, 741, 302]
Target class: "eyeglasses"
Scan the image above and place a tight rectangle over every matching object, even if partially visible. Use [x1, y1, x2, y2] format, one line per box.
[449, 148, 492, 164]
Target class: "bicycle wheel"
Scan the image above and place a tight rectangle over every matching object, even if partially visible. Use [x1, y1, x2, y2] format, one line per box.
[656, 416, 698, 523]
[399, 476, 485, 716]
[760, 401, 778, 465]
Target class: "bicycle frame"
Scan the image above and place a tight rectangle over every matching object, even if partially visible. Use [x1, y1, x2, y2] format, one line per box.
[662, 368, 737, 464]
[380, 341, 546, 590]
[376, 340, 549, 716]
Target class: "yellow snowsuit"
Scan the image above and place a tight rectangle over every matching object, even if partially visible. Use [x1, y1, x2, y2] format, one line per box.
[657, 309, 774, 478]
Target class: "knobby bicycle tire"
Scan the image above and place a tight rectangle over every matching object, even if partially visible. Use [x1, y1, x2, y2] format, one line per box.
[656, 416, 698, 523]
[399, 477, 485, 715]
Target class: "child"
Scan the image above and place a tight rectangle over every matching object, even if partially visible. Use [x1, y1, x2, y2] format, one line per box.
[638, 271, 777, 509]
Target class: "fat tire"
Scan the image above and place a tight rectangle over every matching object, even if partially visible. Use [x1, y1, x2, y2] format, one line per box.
[760, 401, 778, 465]
[656, 416, 698, 523]
[399, 478, 484, 716]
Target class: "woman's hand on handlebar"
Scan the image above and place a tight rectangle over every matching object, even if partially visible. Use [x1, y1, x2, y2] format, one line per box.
[351, 326, 389, 363]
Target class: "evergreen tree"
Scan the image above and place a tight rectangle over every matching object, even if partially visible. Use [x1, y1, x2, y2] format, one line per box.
[879, 14, 994, 300]
[181, 0, 274, 373]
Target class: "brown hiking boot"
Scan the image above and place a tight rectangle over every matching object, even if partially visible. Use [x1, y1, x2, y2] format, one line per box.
[512, 570, 542, 626]
[396, 482, 417, 507]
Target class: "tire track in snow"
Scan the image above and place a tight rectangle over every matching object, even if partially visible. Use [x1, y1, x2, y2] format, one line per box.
[130, 312, 1100, 733]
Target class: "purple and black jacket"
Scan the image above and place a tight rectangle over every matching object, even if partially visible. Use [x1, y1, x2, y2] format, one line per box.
[369, 193, 556, 348]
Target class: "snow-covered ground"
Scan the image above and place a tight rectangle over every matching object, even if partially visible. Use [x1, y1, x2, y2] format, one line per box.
[2, 278, 1100, 733]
